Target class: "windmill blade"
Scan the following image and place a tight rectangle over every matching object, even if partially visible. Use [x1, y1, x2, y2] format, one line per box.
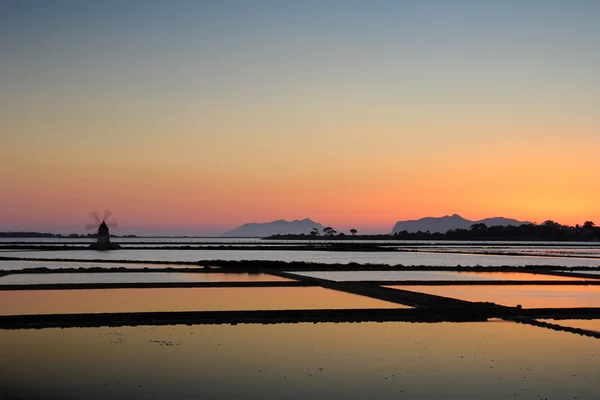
[106, 222, 118, 228]
[85, 223, 99, 230]
[91, 212, 101, 224]
[103, 210, 112, 222]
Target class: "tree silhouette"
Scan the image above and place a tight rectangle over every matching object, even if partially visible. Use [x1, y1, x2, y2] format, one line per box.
[584, 221, 596, 229]
[323, 227, 336, 236]
[350, 228, 357, 236]
[309, 228, 320, 236]
[470, 223, 487, 232]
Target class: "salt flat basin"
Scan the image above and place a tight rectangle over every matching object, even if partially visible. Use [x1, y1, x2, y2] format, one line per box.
[0, 272, 288, 285]
[537, 319, 600, 332]
[386, 285, 600, 308]
[559, 270, 600, 276]
[295, 271, 587, 282]
[1, 321, 599, 400]
[0, 260, 191, 271]
[0, 287, 406, 315]
[2, 249, 600, 267]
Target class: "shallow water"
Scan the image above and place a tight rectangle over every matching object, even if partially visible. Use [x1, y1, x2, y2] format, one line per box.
[295, 270, 587, 282]
[0, 287, 405, 316]
[538, 319, 600, 332]
[562, 270, 600, 276]
[0, 259, 191, 271]
[1, 322, 598, 399]
[0, 272, 288, 285]
[387, 285, 600, 308]
[3, 249, 600, 267]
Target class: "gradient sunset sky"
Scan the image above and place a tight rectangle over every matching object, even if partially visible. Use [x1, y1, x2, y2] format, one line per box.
[2, 1, 599, 235]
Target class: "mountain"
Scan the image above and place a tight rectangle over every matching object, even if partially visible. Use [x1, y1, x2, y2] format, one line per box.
[391, 214, 529, 234]
[222, 218, 324, 237]
[477, 217, 529, 227]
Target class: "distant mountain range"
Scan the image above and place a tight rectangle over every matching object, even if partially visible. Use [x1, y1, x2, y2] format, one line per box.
[391, 214, 530, 234]
[222, 218, 324, 237]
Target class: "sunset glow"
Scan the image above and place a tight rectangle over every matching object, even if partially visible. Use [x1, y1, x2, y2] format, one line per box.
[2, 1, 599, 235]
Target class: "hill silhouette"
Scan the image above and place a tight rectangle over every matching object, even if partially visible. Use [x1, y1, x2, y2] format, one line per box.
[392, 214, 529, 234]
[222, 218, 324, 237]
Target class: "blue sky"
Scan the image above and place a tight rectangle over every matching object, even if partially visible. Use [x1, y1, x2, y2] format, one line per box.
[2, 1, 600, 234]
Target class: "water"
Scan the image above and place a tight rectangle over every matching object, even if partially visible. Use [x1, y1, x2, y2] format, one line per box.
[0, 287, 406, 316]
[294, 270, 588, 282]
[1, 322, 599, 399]
[2, 249, 600, 268]
[0, 260, 198, 271]
[387, 285, 600, 308]
[401, 246, 600, 258]
[0, 272, 288, 285]
[0, 237, 264, 244]
[538, 319, 600, 332]
[562, 270, 600, 275]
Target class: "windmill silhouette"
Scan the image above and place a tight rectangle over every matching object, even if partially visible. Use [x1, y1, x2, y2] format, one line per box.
[86, 210, 119, 250]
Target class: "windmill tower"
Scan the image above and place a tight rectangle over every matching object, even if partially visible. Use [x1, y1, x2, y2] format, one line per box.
[86, 210, 120, 250]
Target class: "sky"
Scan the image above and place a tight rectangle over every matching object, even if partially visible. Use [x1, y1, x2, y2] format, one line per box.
[1, 0, 599, 235]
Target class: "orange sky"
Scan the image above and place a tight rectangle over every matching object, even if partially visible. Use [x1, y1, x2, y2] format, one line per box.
[1, 2, 599, 235]
[2, 126, 598, 235]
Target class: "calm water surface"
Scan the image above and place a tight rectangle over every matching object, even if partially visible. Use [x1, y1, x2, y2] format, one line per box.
[0, 287, 405, 316]
[1, 322, 598, 399]
[538, 319, 600, 332]
[0, 272, 287, 285]
[2, 249, 600, 267]
[0, 259, 192, 271]
[387, 285, 600, 308]
[295, 271, 588, 282]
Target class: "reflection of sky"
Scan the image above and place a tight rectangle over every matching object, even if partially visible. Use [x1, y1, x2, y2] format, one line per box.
[3, 249, 600, 268]
[388, 285, 600, 308]
[0, 272, 288, 285]
[296, 270, 587, 282]
[538, 319, 600, 333]
[1, 322, 599, 399]
[0, 287, 406, 315]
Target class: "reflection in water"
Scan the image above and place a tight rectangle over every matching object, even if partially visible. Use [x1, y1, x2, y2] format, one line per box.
[2, 249, 600, 267]
[387, 285, 600, 308]
[0, 287, 406, 316]
[537, 319, 600, 332]
[563, 270, 600, 276]
[0, 272, 289, 285]
[0, 322, 599, 399]
[296, 270, 586, 282]
[0, 260, 185, 271]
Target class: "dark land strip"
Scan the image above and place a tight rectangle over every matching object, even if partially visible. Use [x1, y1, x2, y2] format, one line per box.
[2, 308, 600, 331]
[270, 270, 505, 309]
[513, 319, 600, 339]
[2, 257, 600, 272]
[2, 263, 600, 335]
[4, 243, 600, 258]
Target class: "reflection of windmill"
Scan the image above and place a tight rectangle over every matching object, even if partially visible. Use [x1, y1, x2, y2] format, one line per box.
[86, 210, 119, 250]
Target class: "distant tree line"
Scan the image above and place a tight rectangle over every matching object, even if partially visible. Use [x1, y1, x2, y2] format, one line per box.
[268, 221, 600, 241]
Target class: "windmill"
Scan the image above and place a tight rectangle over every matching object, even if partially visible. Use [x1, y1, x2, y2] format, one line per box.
[86, 210, 119, 250]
